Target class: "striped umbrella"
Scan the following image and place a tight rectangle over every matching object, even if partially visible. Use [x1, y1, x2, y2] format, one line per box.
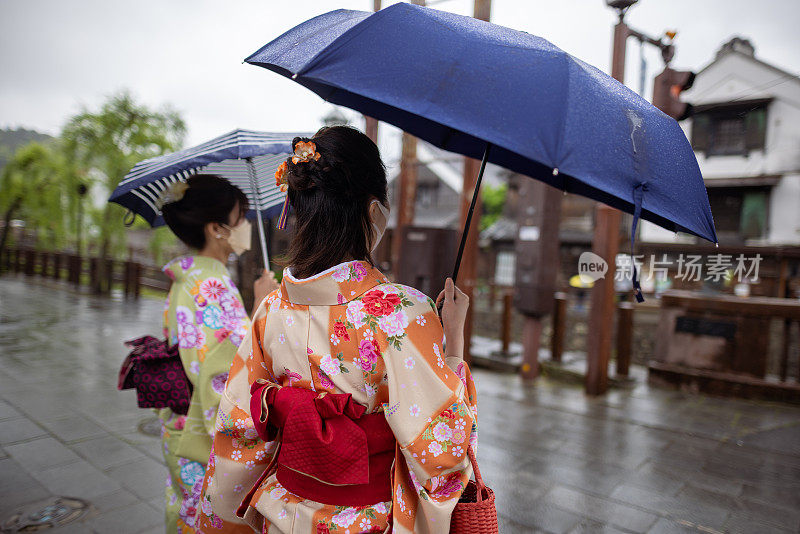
[109, 129, 309, 268]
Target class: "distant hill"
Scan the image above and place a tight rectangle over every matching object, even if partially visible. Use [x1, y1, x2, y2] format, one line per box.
[0, 127, 54, 170]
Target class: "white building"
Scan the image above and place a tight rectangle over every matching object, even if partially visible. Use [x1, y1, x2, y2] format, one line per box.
[641, 37, 800, 245]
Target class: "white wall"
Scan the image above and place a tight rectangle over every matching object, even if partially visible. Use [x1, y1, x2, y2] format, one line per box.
[769, 173, 800, 244]
[647, 50, 800, 244]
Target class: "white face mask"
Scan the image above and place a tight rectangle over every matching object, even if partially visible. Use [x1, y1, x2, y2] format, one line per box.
[221, 220, 252, 256]
[370, 200, 390, 253]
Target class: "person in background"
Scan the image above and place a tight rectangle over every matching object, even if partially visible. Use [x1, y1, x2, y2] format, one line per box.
[198, 127, 477, 533]
[158, 174, 278, 533]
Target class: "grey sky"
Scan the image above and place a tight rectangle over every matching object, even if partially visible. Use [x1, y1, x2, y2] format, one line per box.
[2, 0, 799, 150]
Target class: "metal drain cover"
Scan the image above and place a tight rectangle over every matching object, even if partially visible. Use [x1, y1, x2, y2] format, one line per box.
[2, 497, 90, 532]
[138, 416, 161, 437]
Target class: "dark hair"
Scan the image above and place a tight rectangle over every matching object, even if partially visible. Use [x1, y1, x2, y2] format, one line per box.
[161, 174, 248, 250]
[285, 126, 387, 279]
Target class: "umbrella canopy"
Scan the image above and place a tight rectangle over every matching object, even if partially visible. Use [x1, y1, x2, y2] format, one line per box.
[110, 129, 310, 268]
[110, 129, 306, 227]
[244, 3, 717, 251]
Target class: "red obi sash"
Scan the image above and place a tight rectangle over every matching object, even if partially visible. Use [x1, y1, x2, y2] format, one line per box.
[237, 383, 395, 515]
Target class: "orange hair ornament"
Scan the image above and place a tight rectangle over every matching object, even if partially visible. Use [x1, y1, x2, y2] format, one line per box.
[275, 140, 321, 230]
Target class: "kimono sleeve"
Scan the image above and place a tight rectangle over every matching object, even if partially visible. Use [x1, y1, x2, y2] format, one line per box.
[379, 292, 478, 533]
[174, 275, 252, 463]
[197, 292, 279, 531]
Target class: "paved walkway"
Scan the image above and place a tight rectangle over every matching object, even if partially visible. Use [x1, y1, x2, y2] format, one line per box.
[1, 276, 800, 533]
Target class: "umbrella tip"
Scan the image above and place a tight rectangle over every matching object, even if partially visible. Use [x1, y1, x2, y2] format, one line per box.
[715, 242, 719, 248]
[292, 73, 298, 79]
[552, 167, 559, 176]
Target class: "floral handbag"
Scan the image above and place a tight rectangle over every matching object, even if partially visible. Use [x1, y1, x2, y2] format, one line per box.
[118, 335, 193, 415]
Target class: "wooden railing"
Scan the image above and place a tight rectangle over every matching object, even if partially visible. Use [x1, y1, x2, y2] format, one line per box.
[490, 289, 635, 376]
[0, 247, 170, 297]
[649, 290, 800, 401]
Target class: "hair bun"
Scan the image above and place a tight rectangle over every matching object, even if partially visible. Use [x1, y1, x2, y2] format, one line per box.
[286, 159, 318, 191]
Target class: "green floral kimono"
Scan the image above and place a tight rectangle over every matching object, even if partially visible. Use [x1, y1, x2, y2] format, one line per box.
[160, 255, 250, 533]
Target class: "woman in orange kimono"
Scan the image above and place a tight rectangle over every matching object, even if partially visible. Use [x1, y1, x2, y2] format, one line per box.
[198, 126, 477, 533]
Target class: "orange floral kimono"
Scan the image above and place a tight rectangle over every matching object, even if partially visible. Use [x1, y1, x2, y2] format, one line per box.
[198, 260, 478, 533]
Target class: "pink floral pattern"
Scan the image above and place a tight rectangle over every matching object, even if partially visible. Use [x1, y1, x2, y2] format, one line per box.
[160, 255, 250, 533]
[198, 260, 477, 534]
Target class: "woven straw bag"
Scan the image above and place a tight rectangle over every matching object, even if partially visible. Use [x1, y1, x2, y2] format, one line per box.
[450, 445, 498, 533]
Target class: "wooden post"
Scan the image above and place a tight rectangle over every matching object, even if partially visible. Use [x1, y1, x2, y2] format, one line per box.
[124, 260, 133, 297]
[585, 16, 628, 396]
[585, 205, 619, 395]
[70, 254, 81, 285]
[90, 257, 100, 291]
[459, 156, 482, 365]
[501, 291, 513, 353]
[778, 260, 791, 381]
[455, 0, 492, 365]
[133, 262, 142, 298]
[551, 292, 567, 362]
[40, 252, 50, 278]
[391, 132, 419, 272]
[104, 258, 114, 294]
[520, 315, 542, 379]
[615, 301, 634, 377]
[52, 253, 61, 280]
[796, 320, 800, 383]
[24, 249, 35, 276]
[780, 321, 791, 382]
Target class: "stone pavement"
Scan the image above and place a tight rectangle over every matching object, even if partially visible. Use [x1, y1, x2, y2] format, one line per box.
[1, 276, 800, 533]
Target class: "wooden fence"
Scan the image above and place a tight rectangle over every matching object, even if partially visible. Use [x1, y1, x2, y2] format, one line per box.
[0, 247, 170, 297]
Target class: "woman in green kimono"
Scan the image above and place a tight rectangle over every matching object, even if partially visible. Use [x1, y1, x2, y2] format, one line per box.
[158, 174, 277, 533]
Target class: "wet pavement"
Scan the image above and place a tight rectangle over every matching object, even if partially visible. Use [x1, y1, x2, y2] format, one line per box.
[1, 275, 800, 533]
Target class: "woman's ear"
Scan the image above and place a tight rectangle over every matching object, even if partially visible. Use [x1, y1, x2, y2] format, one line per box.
[368, 200, 387, 227]
[206, 221, 225, 241]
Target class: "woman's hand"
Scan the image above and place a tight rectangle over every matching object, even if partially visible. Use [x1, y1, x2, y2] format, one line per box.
[435, 278, 469, 360]
[253, 269, 279, 313]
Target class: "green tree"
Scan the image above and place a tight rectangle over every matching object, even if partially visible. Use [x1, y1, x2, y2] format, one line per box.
[480, 183, 508, 231]
[0, 141, 77, 256]
[61, 91, 186, 260]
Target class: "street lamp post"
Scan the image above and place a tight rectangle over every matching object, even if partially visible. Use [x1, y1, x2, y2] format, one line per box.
[585, 0, 637, 396]
[586, 0, 683, 395]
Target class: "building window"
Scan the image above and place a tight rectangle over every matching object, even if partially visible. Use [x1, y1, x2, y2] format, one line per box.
[494, 250, 516, 286]
[710, 116, 746, 155]
[417, 183, 438, 209]
[691, 99, 769, 157]
[706, 187, 769, 243]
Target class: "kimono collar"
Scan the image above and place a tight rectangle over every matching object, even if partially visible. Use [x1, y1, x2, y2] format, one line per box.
[280, 260, 390, 306]
[162, 255, 228, 282]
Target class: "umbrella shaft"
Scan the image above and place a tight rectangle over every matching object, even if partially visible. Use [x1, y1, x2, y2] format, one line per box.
[246, 158, 271, 270]
[452, 143, 491, 283]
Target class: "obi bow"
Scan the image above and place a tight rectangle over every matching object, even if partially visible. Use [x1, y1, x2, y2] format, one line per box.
[250, 383, 383, 486]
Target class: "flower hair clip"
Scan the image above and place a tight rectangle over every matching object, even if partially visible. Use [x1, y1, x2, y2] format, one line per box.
[274, 139, 322, 230]
[291, 140, 321, 164]
[274, 161, 289, 193]
[155, 181, 189, 210]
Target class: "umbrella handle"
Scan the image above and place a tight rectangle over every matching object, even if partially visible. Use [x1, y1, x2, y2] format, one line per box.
[246, 158, 271, 271]
[451, 143, 491, 283]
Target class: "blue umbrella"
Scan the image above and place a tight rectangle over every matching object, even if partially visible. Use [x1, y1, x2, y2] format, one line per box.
[110, 129, 309, 268]
[245, 3, 717, 299]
